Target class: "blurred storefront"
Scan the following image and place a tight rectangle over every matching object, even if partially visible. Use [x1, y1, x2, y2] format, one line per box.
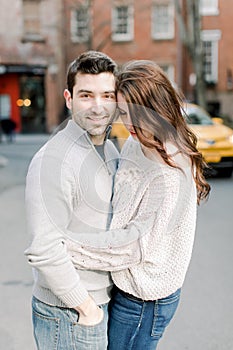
[0, 64, 46, 133]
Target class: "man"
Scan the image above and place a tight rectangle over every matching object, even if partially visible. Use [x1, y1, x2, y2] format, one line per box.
[24, 51, 119, 349]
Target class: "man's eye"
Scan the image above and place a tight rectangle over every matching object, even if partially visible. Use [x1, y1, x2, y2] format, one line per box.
[79, 93, 91, 99]
[105, 94, 116, 100]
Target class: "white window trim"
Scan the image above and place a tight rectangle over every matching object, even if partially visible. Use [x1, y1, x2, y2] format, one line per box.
[0, 94, 11, 119]
[112, 5, 134, 42]
[70, 8, 89, 43]
[160, 64, 175, 84]
[22, 0, 44, 42]
[200, 0, 219, 16]
[201, 30, 221, 83]
[151, 3, 174, 40]
[201, 29, 221, 41]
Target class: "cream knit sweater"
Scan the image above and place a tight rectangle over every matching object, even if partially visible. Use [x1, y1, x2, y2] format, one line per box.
[67, 137, 197, 300]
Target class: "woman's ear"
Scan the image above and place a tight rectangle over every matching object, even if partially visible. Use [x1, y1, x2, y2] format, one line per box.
[63, 89, 72, 110]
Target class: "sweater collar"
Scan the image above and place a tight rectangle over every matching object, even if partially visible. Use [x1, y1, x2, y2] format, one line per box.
[64, 119, 111, 148]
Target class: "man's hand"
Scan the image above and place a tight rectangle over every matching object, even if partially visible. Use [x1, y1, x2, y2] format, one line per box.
[74, 295, 104, 326]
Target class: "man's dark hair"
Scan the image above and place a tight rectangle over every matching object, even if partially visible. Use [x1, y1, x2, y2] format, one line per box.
[66, 51, 117, 96]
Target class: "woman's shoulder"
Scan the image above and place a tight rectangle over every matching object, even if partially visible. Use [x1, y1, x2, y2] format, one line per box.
[120, 136, 138, 155]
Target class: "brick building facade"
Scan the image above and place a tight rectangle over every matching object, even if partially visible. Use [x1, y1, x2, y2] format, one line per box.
[0, 0, 66, 133]
[0, 0, 232, 133]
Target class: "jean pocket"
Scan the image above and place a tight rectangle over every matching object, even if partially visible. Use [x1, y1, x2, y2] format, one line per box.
[66, 307, 79, 324]
[32, 299, 60, 349]
[151, 289, 181, 339]
[76, 306, 105, 327]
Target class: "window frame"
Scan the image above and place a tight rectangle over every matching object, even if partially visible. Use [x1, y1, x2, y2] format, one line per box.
[70, 6, 90, 43]
[200, 0, 219, 16]
[112, 4, 134, 42]
[201, 30, 221, 84]
[160, 64, 175, 84]
[0, 94, 11, 119]
[22, 0, 44, 42]
[151, 2, 175, 40]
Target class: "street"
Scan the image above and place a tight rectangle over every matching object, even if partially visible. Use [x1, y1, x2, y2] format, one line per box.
[0, 135, 49, 350]
[0, 135, 233, 350]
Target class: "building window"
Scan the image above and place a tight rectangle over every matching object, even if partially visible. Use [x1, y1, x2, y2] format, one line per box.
[160, 64, 175, 84]
[201, 30, 221, 83]
[200, 0, 219, 15]
[0, 95, 11, 120]
[22, 0, 43, 42]
[71, 6, 89, 43]
[112, 5, 134, 42]
[152, 2, 174, 40]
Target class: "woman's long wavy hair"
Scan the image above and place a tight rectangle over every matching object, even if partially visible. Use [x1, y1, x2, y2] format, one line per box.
[116, 60, 210, 204]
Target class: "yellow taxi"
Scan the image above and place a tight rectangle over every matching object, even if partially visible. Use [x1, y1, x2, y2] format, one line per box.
[110, 103, 233, 177]
[183, 103, 233, 177]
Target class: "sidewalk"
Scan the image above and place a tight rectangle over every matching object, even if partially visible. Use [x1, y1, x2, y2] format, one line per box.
[0, 133, 49, 168]
[0, 185, 35, 350]
[13, 133, 50, 144]
[1, 132, 50, 144]
[0, 134, 48, 349]
[0, 154, 8, 167]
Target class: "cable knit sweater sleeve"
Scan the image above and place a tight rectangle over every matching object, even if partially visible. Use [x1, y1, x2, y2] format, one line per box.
[24, 144, 89, 307]
[66, 140, 185, 272]
[66, 171, 166, 270]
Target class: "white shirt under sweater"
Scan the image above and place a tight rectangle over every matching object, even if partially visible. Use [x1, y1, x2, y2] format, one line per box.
[67, 136, 197, 300]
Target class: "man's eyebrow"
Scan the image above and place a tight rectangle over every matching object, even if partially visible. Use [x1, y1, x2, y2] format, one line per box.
[77, 89, 92, 93]
[77, 89, 115, 94]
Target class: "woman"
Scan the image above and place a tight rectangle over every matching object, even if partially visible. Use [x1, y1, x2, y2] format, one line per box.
[67, 60, 210, 349]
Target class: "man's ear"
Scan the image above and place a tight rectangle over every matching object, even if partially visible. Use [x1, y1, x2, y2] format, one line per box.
[64, 89, 72, 110]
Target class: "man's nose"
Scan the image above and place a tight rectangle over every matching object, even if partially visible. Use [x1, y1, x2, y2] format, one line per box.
[91, 97, 105, 114]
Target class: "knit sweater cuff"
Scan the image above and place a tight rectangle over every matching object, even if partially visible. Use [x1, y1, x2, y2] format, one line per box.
[60, 282, 89, 308]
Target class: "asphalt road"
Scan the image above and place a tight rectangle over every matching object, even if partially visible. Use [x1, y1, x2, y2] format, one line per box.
[0, 135, 233, 350]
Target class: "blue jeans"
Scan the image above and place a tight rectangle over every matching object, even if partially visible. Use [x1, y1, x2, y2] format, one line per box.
[32, 296, 108, 350]
[108, 288, 181, 350]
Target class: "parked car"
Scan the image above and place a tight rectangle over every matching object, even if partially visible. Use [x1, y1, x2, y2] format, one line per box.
[183, 103, 233, 177]
[110, 102, 233, 177]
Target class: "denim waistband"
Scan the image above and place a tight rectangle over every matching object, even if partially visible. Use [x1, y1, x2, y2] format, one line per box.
[117, 288, 146, 303]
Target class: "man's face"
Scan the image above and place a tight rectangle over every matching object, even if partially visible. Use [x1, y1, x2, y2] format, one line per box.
[64, 72, 116, 144]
